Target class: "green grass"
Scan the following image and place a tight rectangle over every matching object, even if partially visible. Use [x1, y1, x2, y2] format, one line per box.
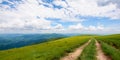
[95, 34, 120, 60]
[95, 34, 120, 50]
[0, 36, 91, 60]
[99, 41, 120, 60]
[78, 39, 96, 60]
[1, 34, 120, 60]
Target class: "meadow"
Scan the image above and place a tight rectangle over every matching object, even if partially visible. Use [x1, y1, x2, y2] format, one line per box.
[0, 34, 66, 50]
[0, 36, 91, 60]
[0, 34, 120, 60]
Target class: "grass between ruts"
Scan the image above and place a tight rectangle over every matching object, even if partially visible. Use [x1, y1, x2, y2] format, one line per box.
[78, 39, 96, 60]
[99, 41, 120, 60]
[0, 36, 91, 60]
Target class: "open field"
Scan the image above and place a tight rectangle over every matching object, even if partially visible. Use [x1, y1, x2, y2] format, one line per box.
[0, 34, 120, 60]
[0, 36, 90, 60]
[0, 0, 120, 60]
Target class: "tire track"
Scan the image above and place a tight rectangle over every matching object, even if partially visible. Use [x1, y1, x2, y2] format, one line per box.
[96, 40, 111, 60]
[60, 40, 91, 60]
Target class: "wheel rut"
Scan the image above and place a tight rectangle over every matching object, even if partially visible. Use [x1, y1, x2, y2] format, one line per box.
[60, 40, 91, 60]
[96, 40, 111, 60]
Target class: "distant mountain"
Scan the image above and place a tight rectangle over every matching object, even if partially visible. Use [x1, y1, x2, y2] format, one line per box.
[0, 33, 67, 50]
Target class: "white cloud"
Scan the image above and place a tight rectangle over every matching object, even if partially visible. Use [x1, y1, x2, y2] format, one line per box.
[68, 23, 84, 30]
[0, 0, 67, 31]
[66, 0, 119, 19]
[0, 0, 84, 32]
[68, 23, 105, 31]
[0, 0, 119, 33]
[97, 25, 104, 30]
[0, 17, 52, 30]
[1, 0, 120, 20]
[53, 0, 68, 8]
[87, 26, 97, 31]
[53, 24, 64, 29]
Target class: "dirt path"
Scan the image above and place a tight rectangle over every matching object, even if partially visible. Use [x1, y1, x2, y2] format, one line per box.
[96, 40, 111, 60]
[60, 40, 91, 60]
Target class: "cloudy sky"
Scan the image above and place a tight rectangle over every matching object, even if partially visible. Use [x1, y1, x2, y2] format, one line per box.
[0, 0, 120, 34]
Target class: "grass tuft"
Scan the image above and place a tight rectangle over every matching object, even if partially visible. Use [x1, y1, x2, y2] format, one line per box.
[78, 39, 96, 60]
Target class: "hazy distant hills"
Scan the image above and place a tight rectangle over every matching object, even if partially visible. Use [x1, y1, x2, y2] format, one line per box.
[0, 33, 67, 50]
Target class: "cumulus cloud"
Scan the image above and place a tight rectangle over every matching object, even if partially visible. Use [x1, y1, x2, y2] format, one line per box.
[68, 23, 84, 30]
[0, 18, 52, 30]
[68, 23, 105, 31]
[0, 0, 119, 33]
[53, 24, 64, 29]
[1, 0, 120, 20]
[53, 0, 68, 8]
[66, 0, 120, 19]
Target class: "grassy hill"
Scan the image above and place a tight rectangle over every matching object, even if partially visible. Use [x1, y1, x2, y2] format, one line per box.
[0, 36, 91, 60]
[0, 34, 66, 50]
[0, 34, 120, 60]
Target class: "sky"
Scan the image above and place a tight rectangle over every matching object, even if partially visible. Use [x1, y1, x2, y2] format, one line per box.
[0, 0, 120, 34]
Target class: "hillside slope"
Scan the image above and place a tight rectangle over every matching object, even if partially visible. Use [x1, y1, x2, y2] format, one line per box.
[0, 34, 66, 50]
[0, 36, 91, 60]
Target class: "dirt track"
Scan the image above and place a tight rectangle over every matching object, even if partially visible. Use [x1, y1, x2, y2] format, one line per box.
[96, 41, 111, 60]
[60, 40, 91, 60]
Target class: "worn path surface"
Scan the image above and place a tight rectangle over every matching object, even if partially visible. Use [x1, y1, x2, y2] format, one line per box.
[60, 40, 91, 60]
[96, 40, 111, 60]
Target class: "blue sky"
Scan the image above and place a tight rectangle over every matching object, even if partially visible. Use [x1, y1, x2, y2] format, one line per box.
[0, 0, 120, 34]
